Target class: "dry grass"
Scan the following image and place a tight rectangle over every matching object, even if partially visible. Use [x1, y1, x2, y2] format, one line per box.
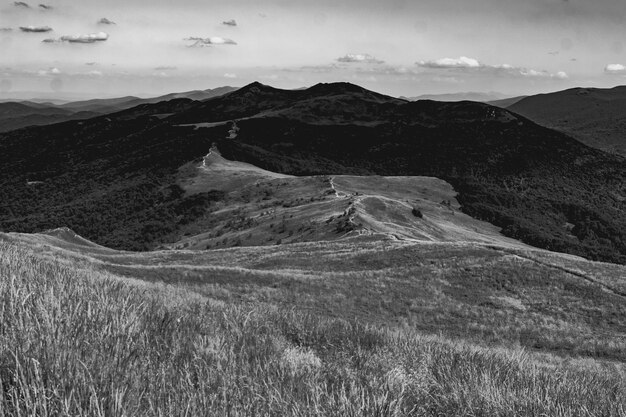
[1, 241, 625, 416]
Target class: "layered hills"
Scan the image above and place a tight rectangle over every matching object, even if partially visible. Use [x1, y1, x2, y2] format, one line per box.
[0, 86, 236, 133]
[0, 82, 625, 263]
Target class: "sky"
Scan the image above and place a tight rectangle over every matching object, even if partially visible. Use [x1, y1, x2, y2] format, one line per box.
[2, 0, 626, 99]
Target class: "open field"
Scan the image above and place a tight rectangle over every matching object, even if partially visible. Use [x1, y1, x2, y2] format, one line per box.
[1, 239, 625, 416]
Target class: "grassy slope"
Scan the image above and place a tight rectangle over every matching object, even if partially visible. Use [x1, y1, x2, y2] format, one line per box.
[4, 230, 625, 362]
[1, 240, 625, 416]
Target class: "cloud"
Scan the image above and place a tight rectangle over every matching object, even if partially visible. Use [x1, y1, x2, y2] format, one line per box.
[154, 66, 177, 71]
[223, 73, 237, 78]
[98, 18, 116, 25]
[37, 67, 61, 76]
[417, 56, 480, 69]
[0, 28, 13, 32]
[184, 36, 237, 47]
[417, 56, 567, 79]
[605, 63, 626, 74]
[38, 4, 52, 10]
[337, 53, 384, 64]
[60, 32, 109, 43]
[20, 25, 52, 32]
[222, 19, 237, 26]
[13, 1, 30, 8]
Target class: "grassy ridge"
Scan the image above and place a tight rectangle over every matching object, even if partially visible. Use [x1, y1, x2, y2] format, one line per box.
[1, 241, 625, 416]
[216, 114, 626, 264]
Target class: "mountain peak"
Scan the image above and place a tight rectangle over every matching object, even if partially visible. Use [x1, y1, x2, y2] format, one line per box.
[237, 81, 276, 93]
[307, 82, 371, 95]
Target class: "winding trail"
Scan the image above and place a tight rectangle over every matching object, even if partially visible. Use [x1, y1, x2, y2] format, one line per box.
[328, 176, 348, 198]
[497, 248, 626, 300]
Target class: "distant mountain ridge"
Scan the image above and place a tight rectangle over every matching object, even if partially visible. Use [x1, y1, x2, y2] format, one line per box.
[402, 91, 511, 103]
[507, 85, 626, 156]
[0, 81, 624, 264]
[0, 86, 238, 133]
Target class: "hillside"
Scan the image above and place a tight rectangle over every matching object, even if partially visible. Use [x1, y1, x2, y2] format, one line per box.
[508, 86, 626, 156]
[487, 95, 527, 108]
[0, 82, 625, 263]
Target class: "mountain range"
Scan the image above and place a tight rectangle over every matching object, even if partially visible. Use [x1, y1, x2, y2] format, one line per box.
[0, 81, 624, 263]
[403, 91, 511, 102]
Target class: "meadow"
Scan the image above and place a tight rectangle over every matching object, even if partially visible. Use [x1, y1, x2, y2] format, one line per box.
[1, 240, 625, 416]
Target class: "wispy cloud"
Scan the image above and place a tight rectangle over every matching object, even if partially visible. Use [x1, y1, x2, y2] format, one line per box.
[222, 19, 237, 27]
[20, 25, 52, 32]
[0, 28, 13, 32]
[604, 63, 626, 74]
[38, 4, 52, 10]
[44, 32, 109, 44]
[337, 53, 384, 64]
[154, 66, 177, 71]
[417, 56, 568, 79]
[184, 36, 237, 47]
[223, 73, 237, 78]
[98, 18, 116, 25]
[13, 1, 30, 8]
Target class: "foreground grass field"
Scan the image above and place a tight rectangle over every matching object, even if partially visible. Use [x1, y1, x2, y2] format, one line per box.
[1, 240, 625, 416]
[7, 229, 626, 362]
